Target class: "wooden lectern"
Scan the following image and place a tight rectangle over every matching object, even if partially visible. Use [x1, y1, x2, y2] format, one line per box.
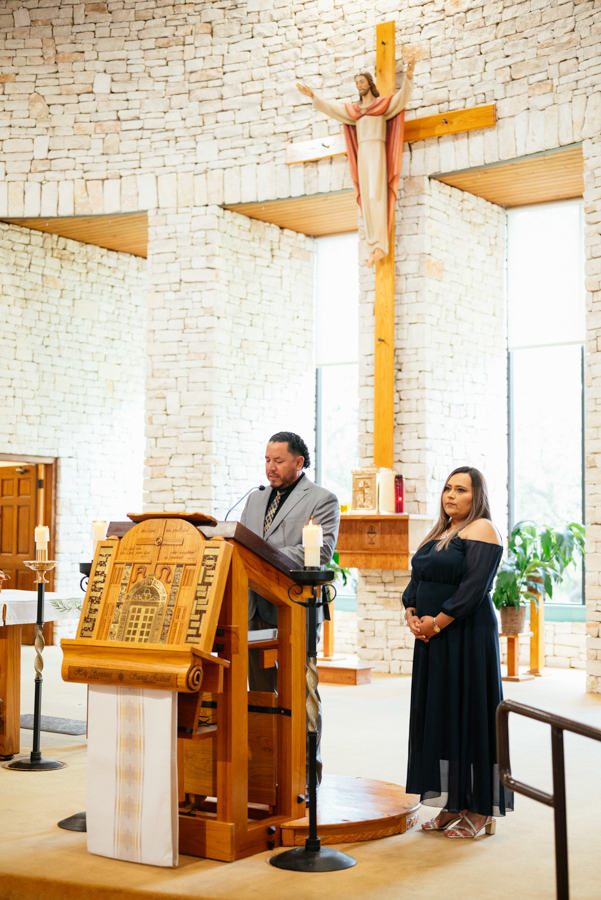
[61, 513, 307, 862]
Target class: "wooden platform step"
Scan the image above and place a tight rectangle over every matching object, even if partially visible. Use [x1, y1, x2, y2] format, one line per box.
[317, 655, 373, 685]
[280, 774, 420, 846]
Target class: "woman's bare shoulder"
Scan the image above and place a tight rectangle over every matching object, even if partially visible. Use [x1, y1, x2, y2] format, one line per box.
[459, 519, 503, 546]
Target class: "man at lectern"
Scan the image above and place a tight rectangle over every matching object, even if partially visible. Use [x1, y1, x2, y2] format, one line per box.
[241, 431, 340, 786]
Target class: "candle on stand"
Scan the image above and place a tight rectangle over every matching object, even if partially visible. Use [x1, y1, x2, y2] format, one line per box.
[35, 525, 49, 561]
[92, 520, 108, 554]
[302, 518, 323, 568]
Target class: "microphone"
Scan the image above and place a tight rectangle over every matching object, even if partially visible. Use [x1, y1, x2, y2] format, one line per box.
[224, 485, 266, 521]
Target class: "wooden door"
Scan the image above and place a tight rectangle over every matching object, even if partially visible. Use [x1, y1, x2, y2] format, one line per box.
[0, 460, 56, 643]
[0, 464, 37, 590]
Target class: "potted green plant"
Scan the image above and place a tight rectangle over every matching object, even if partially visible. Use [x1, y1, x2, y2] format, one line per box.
[492, 521, 586, 633]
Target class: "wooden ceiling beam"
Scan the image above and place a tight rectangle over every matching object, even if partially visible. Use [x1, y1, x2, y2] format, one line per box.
[432, 144, 583, 208]
[0, 212, 148, 258]
[224, 190, 358, 237]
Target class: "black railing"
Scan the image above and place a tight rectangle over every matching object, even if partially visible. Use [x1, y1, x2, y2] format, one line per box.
[497, 699, 601, 900]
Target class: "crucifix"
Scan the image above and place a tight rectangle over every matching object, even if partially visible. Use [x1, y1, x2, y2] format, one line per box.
[291, 21, 496, 470]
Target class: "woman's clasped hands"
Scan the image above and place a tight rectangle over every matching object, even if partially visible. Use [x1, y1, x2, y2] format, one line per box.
[405, 603, 454, 642]
[406, 612, 444, 642]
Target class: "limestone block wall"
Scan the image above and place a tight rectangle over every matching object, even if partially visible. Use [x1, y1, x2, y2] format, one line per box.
[0, 221, 146, 592]
[0, 0, 597, 213]
[356, 181, 506, 673]
[317, 609, 358, 658]
[357, 572, 413, 675]
[499, 621, 587, 670]
[145, 204, 315, 517]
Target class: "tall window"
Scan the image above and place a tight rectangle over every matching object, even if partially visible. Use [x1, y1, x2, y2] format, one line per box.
[314, 233, 359, 506]
[508, 200, 585, 604]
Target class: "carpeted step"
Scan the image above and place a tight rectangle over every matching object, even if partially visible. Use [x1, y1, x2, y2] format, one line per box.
[20, 715, 86, 736]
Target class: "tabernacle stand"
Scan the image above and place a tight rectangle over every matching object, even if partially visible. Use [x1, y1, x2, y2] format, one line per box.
[269, 569, 356, 873]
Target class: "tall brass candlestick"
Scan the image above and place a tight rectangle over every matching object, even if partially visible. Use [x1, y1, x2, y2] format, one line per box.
[5, 528, 65, 772]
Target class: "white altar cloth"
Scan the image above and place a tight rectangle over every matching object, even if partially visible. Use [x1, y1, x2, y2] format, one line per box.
[1, 589, 81, 626]
[87, 685, 179, 868]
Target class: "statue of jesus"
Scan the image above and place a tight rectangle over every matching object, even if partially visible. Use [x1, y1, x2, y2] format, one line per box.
[297, 64, 414, 268]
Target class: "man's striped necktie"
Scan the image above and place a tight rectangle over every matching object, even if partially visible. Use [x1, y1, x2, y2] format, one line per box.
[263, 490, 283, 536]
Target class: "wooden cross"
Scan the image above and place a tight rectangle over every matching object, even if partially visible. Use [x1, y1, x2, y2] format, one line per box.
[288, 21, 496, 470]
[374, 20, 397, 471]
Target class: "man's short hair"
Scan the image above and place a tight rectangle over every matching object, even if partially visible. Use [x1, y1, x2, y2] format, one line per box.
[268, 431, 311, 470]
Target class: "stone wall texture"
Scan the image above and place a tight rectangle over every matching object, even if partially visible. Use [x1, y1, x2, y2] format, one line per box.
[499, 621, 587, 670]
[145, 205, 315, 516]
[1, 0, 597, 212]
[0, 220, 146, 591]
[1, 0, 600, 684]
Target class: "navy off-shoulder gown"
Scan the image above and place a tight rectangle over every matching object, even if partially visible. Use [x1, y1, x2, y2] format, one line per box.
[403, 536, 513, 817]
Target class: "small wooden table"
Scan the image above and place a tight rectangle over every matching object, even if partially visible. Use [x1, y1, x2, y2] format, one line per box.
[500, 631, 535, 682]
[0, 590, 79, 759]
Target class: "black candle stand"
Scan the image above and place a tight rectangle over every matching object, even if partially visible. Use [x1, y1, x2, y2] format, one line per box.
[5, 561, 65, 772]
[269, 568, 356, 873]
[79, 560, 92, 592]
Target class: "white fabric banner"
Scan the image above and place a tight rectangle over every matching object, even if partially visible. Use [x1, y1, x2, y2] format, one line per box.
[87, 685, 179, 868]
[1, 590, 81, 625]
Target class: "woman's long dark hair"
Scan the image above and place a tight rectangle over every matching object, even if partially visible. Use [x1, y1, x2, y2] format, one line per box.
[356, 72, 380, 98]
[419, 466, 492, 550]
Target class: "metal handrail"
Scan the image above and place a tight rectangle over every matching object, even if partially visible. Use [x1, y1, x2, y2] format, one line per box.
[497, 699, 601, 900]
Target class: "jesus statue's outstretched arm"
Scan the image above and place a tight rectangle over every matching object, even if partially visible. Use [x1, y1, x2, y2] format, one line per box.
[384, 76, 414, 119]
[311, 93, 356, 124]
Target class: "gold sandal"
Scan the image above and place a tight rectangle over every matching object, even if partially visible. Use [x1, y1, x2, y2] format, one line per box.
[444, 814, 496, 838]
[421, 813, 461, 832]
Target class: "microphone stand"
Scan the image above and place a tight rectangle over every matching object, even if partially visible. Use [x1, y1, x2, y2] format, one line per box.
[224, 485, 265, 521]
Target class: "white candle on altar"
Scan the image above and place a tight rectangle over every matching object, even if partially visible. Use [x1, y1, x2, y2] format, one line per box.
[92, 520, 108, 552]
[35, 525, 49, 560]
[302, 518, 323, 567]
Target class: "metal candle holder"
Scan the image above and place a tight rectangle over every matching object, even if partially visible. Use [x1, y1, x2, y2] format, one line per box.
[5, 557, 65, 772]
[269, 568, 356, 873]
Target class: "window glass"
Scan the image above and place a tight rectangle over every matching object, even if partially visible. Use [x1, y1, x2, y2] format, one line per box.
[318, 363, 359, 505]
[314, 233, 359, 608]
[315, 233, 359, 367]
[508, 201, 585, 349]
[511, 345, 583, 604]
[508, 199, 585, 604]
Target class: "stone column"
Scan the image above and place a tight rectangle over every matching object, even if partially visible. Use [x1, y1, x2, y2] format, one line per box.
[356, 178, 507, 673]
[144, 199, 315, 518]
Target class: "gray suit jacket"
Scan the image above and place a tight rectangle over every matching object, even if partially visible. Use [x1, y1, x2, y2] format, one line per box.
[240, 476, 340, 626]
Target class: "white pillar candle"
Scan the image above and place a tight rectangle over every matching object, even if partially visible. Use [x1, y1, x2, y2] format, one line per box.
[35, 525, 49, 560]
[378, 470, 396, 514]
[92, 520, 108, 553]
[35, 525, 49, 549]
[302, 518, 323, 568]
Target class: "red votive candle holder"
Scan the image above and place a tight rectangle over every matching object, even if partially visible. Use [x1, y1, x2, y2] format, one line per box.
[395, 475, 404, 514]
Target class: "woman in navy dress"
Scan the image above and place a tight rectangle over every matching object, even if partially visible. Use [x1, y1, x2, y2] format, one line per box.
[403, 466, 513, 838]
